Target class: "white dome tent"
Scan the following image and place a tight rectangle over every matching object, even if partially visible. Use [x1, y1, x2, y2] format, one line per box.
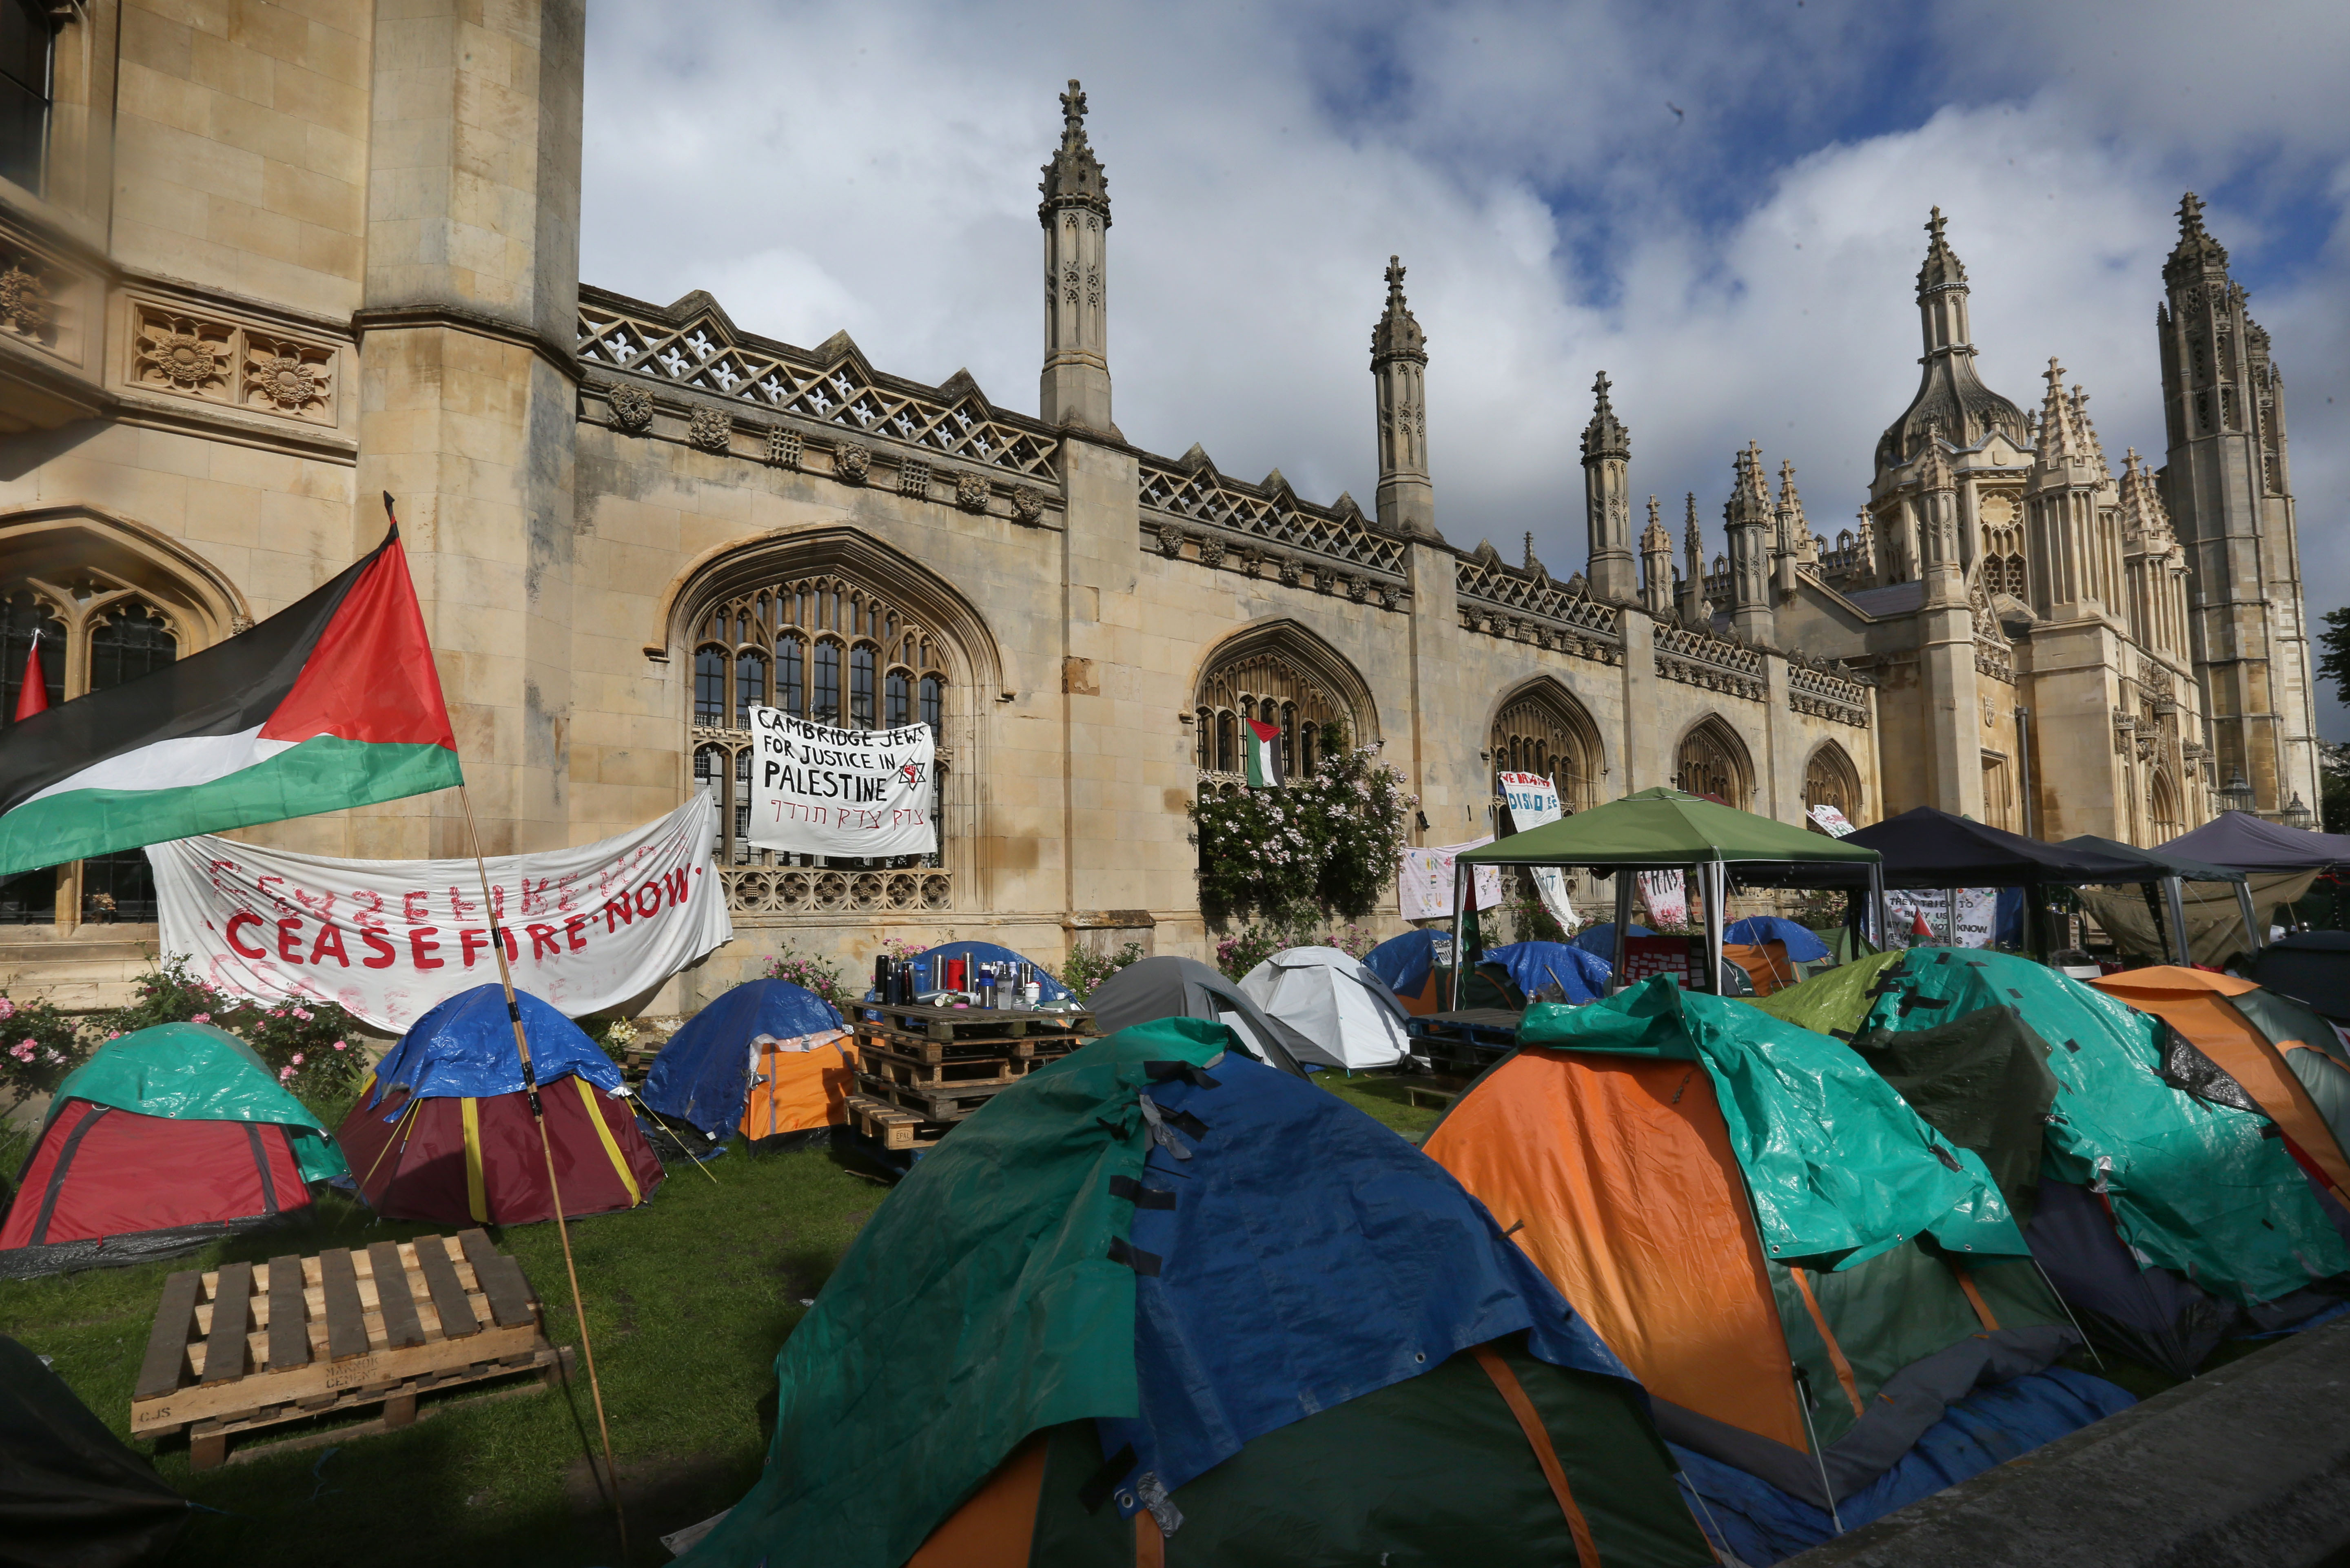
[1236, 946, 1412, 1071]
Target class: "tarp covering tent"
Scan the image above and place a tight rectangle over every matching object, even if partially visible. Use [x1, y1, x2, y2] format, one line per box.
[1572, 921, 1655, 957]
[1481, 940, 1611, 1003]
[0, 1023, 346, 1279]
[1426, 977, 2080, 1511]
[2160, 811, 2350, 873]
[1361, 930, 1441, 1014]
[335, 984, 663, 1226]
[1769, 949, 2350, 1374]
[916, 940, 1073, 1004]
[2062, 833, 2261, 967]
[1724, 916, 1833, 962]
[0, 1333, 187, 1567]
[1084, 956, 1310, 1077]
[677, 1017, 1715, 1568]
[641, 979, 848, 1148]
[2254, 931, 2350, 1023]
[1235, 946, 1411, 1070]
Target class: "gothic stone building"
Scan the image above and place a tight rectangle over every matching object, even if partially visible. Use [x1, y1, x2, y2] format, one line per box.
[0, 2, 2317, 1010]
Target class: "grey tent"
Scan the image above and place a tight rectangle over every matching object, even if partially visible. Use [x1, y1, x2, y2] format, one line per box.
[0, 1334, 186, 1566]
[2160, 812, 2350, 873]
[1084, 957, 1311, 1077]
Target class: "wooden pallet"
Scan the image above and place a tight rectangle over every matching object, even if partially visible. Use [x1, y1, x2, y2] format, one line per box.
[856, 1001, 1097, 1052]
[131, 1230, 555, 1470]
[1409, 1010, 1523, 1076]
[852, 1071, 1020, 1125]
[856, 1040, 1050, 1091]
[845, 1092, 948, 1152]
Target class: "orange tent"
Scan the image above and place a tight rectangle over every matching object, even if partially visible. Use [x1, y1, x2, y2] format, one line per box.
[740, 1030, 857, 1145]
[2088, 966, 2350, 1201]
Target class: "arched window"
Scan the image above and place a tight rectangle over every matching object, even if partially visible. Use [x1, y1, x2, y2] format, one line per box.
[734, 650, 767, 727]
[1674, 717, 1754, 811]
[812, 640, 840, 723]
[2149, 769, 2183, 844]
[1803, 741, 1862, 830]
[0, 590, 62, 717]
[920, 674, 942, 732]
[887, 670, 911, 728]
[849, 644, 875, 728]
[0, 0, 54, 193]
[1489, 682, 1605, 815]
[1190, 629, 1373, 793]
[694, 646, 727, 726]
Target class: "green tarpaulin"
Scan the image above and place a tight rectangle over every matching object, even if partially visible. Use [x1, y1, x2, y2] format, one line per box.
[1748, 950, 1902, 1036]
[1459, 786, 1882, 869]
[1853, 950, 2350, 1306]
[42, 1023, 346, 1184]
[1518, 976, 2029, 1269]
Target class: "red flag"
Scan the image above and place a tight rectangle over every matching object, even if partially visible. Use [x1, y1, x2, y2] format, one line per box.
[1910, 909, 1934, 939]
[11, 634, 46, 722]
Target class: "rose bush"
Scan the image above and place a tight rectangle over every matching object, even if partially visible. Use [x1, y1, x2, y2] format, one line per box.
[99, 958, 373, 1105]
[1190, 726, 1414, 925]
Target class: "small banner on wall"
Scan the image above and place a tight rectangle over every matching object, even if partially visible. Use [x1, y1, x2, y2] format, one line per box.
[1809, 803, 1857, 837]
[742, 709, 936, 859]
[1497, 772, 1578, 932]
[149, 795, 733, 1033]
[1636, 869, 1688, 928]
[1398, 838, 1506, 921]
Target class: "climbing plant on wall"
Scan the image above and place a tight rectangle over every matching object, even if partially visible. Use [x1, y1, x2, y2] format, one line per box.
[1189, 725, 1414, 924]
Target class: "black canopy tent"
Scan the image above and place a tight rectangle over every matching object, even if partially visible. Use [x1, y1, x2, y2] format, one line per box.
[2159, 811, 2350, 875]
[2061, 833, 2253, 966]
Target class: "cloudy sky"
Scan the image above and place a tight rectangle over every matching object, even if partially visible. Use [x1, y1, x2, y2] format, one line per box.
[579, 1, 2350, 731]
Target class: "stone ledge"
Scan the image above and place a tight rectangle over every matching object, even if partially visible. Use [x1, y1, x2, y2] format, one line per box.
[1782, 1318, 2350, 1568]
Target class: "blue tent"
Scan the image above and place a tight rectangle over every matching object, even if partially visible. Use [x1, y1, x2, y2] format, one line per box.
[370, 984, 619, 1107]
[1362, 929, 1440, 999]
[903, 940, 1073, 1004]
[1721, 917, 1832, 963]
[1572, 921, 1655, 957]
[1482, 940, 1611, 1003]
[643, 979, 844, 1139]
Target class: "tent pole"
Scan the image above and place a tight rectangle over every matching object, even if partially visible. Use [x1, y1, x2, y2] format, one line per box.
[2141, 881, 2171, 965]
[2237, 881, 2264, 959]
[1705, 861, 1725, 995]
[458, 782, 630, 1564]
[2164, 876, 2192, 966]
[1450, 856, 1469, 1010]
[1612, 870, 1634, 994]
[1868, 864, 1885, 953]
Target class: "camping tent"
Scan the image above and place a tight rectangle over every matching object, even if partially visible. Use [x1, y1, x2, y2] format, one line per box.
[2254, 932, 2350, 1023]
[2160, 811, 2350, 873]
[1235, 946, 1412, 1070]
[1424, 977, 2085, 1518]
[1084, 956, 1310, 1076]
[915, 940, 1073, 1004]
[1461, 787, 1882, 1002]
[1760, 948, 2350, 1375]
[1361, 930, 1443, 1014]
[676, 1017, 1716, 1568]
[335, 985, 663, 1226]
[0, 1333, 187, 1567]
[0, 1024, 346, 1279]
[641, 979, 849, 1150]
[1481, 940, 1612, 1003]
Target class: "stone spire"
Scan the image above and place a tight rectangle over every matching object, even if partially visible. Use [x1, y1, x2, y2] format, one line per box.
[2033, 359, 2099, 472]
[1874, 207, 2028, 474]
[1581, 371, 1635, 601]
[1639, 495, 1673, 616]
[1676, 492, 1709, 625]
[2162, 191, 2229, 289]
[2120, 448, 2189, 658]
[1038, 80, 1112, 432]
[1723, 441, 1776, 643]
[2024, 363, 2122, 621]
[1854, 506, 1879, 586]
[1774, 459, 1809, 599]
[1370, 256, 1435, 538]
[2119, 447, 2172, 545]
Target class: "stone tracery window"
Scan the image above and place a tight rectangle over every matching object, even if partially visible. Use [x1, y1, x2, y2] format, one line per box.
[1674, 716, 1754, 810]
[1803, 740, 1862, 830]
[689, 571, 951, 875]
[1193, 647, 1352, 791]
[1489, 684, 1604, 815]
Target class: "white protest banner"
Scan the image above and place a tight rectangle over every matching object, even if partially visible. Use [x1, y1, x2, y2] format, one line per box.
[149, 795, 732, 1034]
[1498, 771, 1579, 932]
[1809, 803, 1857, 837]
[1636, 869, 1688, 928]
[1883, 887, 1997, 947]
[744, 709, 935, 859]
[1398, 838, 1506, 921]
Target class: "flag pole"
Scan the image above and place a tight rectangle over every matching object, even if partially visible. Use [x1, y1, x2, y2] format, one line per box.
[388, 495, 631, 1563]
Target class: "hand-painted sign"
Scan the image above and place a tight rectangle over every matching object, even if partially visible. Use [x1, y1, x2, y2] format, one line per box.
[744, 710, 936, 859]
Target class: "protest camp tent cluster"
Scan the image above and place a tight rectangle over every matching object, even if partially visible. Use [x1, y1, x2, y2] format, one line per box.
[0, 1024, 346, 1279]
[1084, 956, 1312, 1077]
[1234, 946, 1412, 1070]
[1361, 929, 1444, 1014]
[1424, 976, 2092, 1534]
[1759, 948, 2350, 1375]
[642, 978, 849, 1151]
[677, 1018, 1716, 1568]
[336, 984, 664, 1226]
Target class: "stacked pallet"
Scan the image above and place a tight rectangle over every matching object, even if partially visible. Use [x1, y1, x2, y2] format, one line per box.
[847, 1001, 1098, 1150]
[1407, 1008, 1524, 1083]
[131, 1230, 564, 1469]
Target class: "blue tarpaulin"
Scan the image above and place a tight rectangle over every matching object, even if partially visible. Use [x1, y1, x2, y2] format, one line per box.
[1722, 917, 1832, 963]
[904, 941, 1073, 1003]
[642, 978, 845, 1138]
[1573, 921, 1656, 957]
[1099, 1050, 1639, 1506]
[1362, 930, 1440, 999]
[1675, 1368, 2136, 1564]
[367, 984, 621, 1108]
[1482, 940, 1612, 1003]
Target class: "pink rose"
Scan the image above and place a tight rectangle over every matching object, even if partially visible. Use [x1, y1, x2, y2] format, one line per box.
[332, 1040, 347, 1051]
[192, 1013, 211, 1023]
[292, 1008, 312, 1021]
[290, 1053, 304, 1066]
[277, 1066, 295, 1081]
[9, 1042, 32, 1062]
[0, 997, 15, 1020]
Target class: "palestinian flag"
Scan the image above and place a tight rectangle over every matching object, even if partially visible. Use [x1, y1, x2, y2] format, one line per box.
[1244, 718, 1286, 788]
[0, 523, 462, 878]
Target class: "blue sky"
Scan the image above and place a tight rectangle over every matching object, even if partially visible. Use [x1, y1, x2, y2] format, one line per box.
[579, 0, 2350, 729]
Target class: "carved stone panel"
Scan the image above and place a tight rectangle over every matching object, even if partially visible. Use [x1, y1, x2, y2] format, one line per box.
[688, 407, 731, 451]
[607, 382, 653, 432]
[833, 442, 871, 486]
[130, 303, 336, 424]
[954, 473, 989, 513]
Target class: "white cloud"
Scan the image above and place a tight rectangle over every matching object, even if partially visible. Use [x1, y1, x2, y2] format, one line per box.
[581, 0, 2350, 726]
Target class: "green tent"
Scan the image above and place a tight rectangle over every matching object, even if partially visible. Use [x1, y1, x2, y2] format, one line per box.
[681, 1017, 1713, 1568]
[37, 1023, 345, 1183]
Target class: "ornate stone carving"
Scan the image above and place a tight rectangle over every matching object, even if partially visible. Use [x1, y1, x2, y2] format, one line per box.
[833, 442, 871, 485]
[1157, 522, 1187, 558]
[954, 472, 990, 513]
[1198, 536, 1226, 569]
[134, 312, 231, 398]
[0, 262, 49, 343]
[229, 613, 255, 635]
[898, 458, 930, 498]
[1010, 485, 1046, 523]
[1277, 557, 1302, 588]
[608, 382, 653, 432]
[688, 407, 731, 451]
[1379, 585, 1402, 611]
[765, 427, 802, 469]
[243, 335, 332, 420]
[1346, 576, 1368, 603]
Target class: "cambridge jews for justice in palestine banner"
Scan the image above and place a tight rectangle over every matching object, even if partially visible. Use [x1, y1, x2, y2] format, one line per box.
[743, 708, 936, 859]
[0, 525, 463, 879]
[148, 796, 733, 1034]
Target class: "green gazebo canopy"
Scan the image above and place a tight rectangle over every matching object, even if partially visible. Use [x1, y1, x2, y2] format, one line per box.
[1458, 786, 1882, 871]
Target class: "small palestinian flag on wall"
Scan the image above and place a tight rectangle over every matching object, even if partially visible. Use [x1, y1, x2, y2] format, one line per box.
[0, 522, 462, 879]
[1244, 718, 1286, 788]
